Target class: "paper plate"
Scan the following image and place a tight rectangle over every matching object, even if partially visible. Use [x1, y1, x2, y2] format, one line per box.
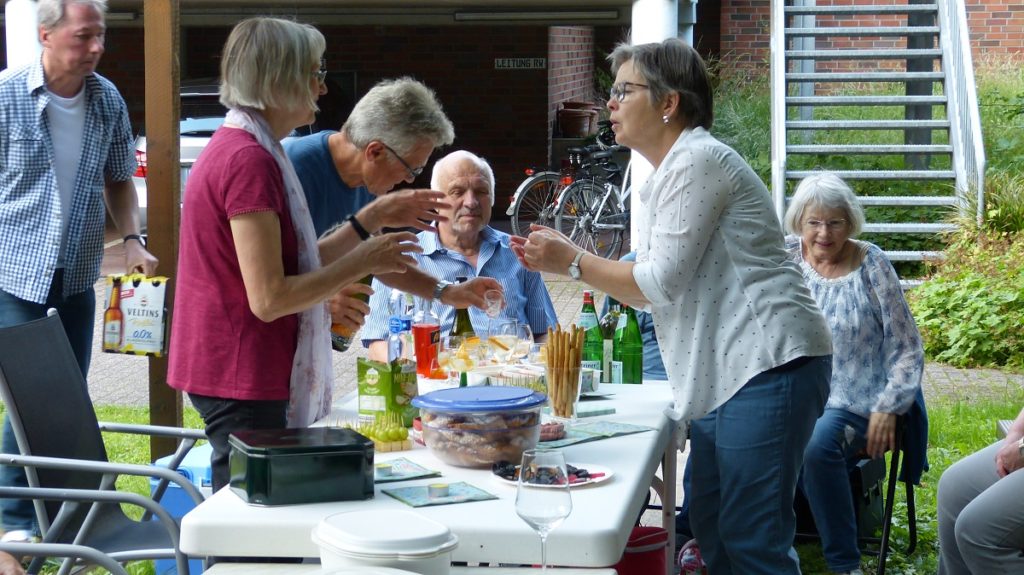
[493, 463, 613, 488]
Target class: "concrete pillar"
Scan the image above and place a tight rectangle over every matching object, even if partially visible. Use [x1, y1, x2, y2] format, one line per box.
[4, 0, 41, 69]
[628, 0, 679, 249]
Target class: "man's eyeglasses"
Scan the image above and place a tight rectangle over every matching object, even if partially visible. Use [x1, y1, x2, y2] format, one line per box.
[804, 219, 848, 231]
[314, 58, 327, 84]
[381, 142, 424, 179]
[609, 81, 650, 102]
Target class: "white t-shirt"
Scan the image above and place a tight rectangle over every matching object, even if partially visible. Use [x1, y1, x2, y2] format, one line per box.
[632, 127, 833, 426]
[46, 86, 87, 267]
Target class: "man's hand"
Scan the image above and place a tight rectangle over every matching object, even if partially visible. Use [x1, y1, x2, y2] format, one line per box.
[441, 277, 502, 310]
[0, 551, 25, 575]
[124, 239, 159, 276]
[361, 189, 452, 234]
[996, 434, 1024, 477]
[328, 282, 375, 333]
[866, 412, 897, 459]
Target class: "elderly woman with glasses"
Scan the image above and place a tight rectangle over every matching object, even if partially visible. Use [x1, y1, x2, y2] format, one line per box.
[784, 172, 924, 575]
[166, 17, 470, 491]
[513, 38, 833, 574]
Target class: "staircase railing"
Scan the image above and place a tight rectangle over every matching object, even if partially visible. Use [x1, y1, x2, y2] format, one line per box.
[770, 0, 789, 221]
[936, 0, 986, 223]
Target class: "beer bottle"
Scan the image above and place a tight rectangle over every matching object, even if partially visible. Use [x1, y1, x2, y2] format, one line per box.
[579, 290, 603, 372]
[331, 275, 374, 352]
[612, 305, 643, 384]
[102, 277, 124, 351]
[450, 276, 476, 339]
[599, 299, 621, 383]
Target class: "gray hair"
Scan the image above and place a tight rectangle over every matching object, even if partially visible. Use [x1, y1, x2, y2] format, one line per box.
[609, 37, 713, 130]
[219, 17, 325, 114]
[784, 172, 866, 236]
[343, 77, 455, 156]
[430, 150, 495, 206]
[38, 0, 107, 30]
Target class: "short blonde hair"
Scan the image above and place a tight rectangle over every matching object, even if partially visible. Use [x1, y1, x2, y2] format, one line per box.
[219, 17, 325, 114]
[784, 172, 866, 236]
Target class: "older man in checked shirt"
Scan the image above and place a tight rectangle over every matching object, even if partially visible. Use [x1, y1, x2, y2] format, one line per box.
[0, 0, 156, 541]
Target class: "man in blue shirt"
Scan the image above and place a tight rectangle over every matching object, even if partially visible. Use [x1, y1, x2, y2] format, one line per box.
[284, 77, 458, 333]
[362, 151, 557, 359]
[0, 0, 157, 541]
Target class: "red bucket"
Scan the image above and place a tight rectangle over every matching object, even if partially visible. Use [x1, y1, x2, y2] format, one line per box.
[613, 526, 668, 575]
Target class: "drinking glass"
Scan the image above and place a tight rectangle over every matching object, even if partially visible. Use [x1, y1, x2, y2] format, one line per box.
[439, 335, 472, 385]
[483, 289, 504, 319]
[498, 322, 533, 364]
[487, 319, 519, 364]
[515, 449, 572, 573]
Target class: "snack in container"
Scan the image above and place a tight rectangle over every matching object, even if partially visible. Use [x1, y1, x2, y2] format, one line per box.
[545, 324, 584, 419]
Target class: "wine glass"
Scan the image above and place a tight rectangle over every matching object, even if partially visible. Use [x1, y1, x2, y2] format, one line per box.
[488, 319, 519, 364]
[498, 321, 533, 364]
[515, 449, 572, 573]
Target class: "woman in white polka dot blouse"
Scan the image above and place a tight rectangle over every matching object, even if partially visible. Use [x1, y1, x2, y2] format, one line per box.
[512, 38, 833, 574]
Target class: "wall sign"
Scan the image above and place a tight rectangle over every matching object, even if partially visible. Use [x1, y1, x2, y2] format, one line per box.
[494, 58, 547, 70]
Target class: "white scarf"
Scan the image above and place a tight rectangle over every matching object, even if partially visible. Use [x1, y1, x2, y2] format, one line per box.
[226, 108, 332, 426]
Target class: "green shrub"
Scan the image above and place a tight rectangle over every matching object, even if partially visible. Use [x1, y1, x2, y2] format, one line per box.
[909, 232, 1024, 368]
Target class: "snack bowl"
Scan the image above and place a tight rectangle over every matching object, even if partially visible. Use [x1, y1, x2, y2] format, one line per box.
[412, 386, 546, 468]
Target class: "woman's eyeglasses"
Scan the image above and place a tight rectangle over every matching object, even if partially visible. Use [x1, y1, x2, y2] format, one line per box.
[804, 219, 848, 231]
[314, 58, 327, 84]
[609, 81, 650, 102]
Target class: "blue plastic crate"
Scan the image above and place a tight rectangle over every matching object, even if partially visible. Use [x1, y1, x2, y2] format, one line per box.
[150, 443, 213, 575]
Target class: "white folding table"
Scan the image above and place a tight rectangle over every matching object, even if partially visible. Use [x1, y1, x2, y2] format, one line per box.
[180, 382, 676, 573]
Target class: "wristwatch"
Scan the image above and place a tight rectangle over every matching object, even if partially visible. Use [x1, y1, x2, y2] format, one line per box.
[432, 280, 453, 302]
[568, 251, 585, 280]
[1017, 437, 1024, 458]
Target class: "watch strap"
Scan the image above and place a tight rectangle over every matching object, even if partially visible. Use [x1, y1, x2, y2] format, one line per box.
[433, 280, 453, 301]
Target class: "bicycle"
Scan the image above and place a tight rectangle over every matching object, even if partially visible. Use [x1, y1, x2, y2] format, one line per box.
[554, 146, 631, 259]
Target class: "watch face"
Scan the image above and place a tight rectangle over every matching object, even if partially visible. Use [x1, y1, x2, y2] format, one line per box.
[569, 264, 581, 280]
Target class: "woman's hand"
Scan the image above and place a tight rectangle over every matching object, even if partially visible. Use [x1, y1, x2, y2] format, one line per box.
[352, 231, 422, 275]
[510, 224, 580, 275]
[360, 189, 451, 234]
[328, 282, 374, 333]
[441, 277, 503, 310]
[866, 412, 897, 459]
[0, 551, 25, 575]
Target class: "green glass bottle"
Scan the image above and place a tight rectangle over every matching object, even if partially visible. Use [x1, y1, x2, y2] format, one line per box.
[612, 304, 643, 384]
[579, 290, 603, 373]
[599, 299, 621, 383]
[331, 275, 373, 352]
[450, 276, 476, 339]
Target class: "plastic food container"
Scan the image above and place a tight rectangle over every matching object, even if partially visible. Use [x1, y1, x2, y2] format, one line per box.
[411, 386, 546, 468]
[312, 509, 458, 575]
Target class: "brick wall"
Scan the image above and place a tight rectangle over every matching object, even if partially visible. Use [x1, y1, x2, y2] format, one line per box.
[718, 0, 1024, 74]
[548, 26, 597, 140]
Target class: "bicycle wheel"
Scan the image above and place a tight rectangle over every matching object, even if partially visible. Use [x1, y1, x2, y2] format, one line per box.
[555, 179, 626, 259]
[510, 172, 561, 236]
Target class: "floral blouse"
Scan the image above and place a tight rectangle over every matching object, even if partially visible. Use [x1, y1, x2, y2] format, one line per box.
[786, 237, 923, 417]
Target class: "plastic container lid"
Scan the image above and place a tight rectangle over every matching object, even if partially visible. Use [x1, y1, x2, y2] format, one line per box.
[313, 510, 458, 559]
[411, 386, 547, 412]
[323, 569, 421, 575]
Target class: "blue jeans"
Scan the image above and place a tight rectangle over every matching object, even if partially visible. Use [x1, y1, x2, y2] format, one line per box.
[689, 355, 831, 575]
[0, 273, 95, 533]
[800, 408, 869, 572]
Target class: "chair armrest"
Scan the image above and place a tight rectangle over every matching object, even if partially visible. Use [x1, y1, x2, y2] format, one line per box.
[0, 541, 130, 575]
[0, 453, 204, 505]
[97, 421, 207, 441]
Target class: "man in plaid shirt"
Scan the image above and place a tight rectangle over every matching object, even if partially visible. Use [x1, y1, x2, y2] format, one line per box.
[0, 0, 157, 542]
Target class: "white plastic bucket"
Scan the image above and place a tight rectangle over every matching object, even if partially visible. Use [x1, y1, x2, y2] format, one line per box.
[312, 509, 458, 575]
[323, 568, 422, 575]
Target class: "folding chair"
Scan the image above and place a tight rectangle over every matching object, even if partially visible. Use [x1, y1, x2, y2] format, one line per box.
[0, 310, 207, 575]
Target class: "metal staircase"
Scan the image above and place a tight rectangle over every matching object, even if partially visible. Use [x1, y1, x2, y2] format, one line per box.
[770, 0, 985, 276]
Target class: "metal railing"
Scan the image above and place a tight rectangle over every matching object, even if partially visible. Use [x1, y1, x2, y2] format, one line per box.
[936, 0, 986, 223]
[770, 0, 789, 221]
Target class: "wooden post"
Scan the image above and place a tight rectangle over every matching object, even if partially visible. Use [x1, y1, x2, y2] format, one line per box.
[143, 0, 183, 460]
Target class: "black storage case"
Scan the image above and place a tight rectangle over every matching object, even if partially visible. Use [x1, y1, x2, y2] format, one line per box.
[228, 427, 374, 506]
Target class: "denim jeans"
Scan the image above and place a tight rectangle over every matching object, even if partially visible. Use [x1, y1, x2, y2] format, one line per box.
[0, 272, 96, 533]
[188, 394, 288, 492]
[800, 408, 869, 572]
[689, 355, 831, 575]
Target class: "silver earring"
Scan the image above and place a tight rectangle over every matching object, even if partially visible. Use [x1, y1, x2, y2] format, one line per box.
[662, 115, 669, 124]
